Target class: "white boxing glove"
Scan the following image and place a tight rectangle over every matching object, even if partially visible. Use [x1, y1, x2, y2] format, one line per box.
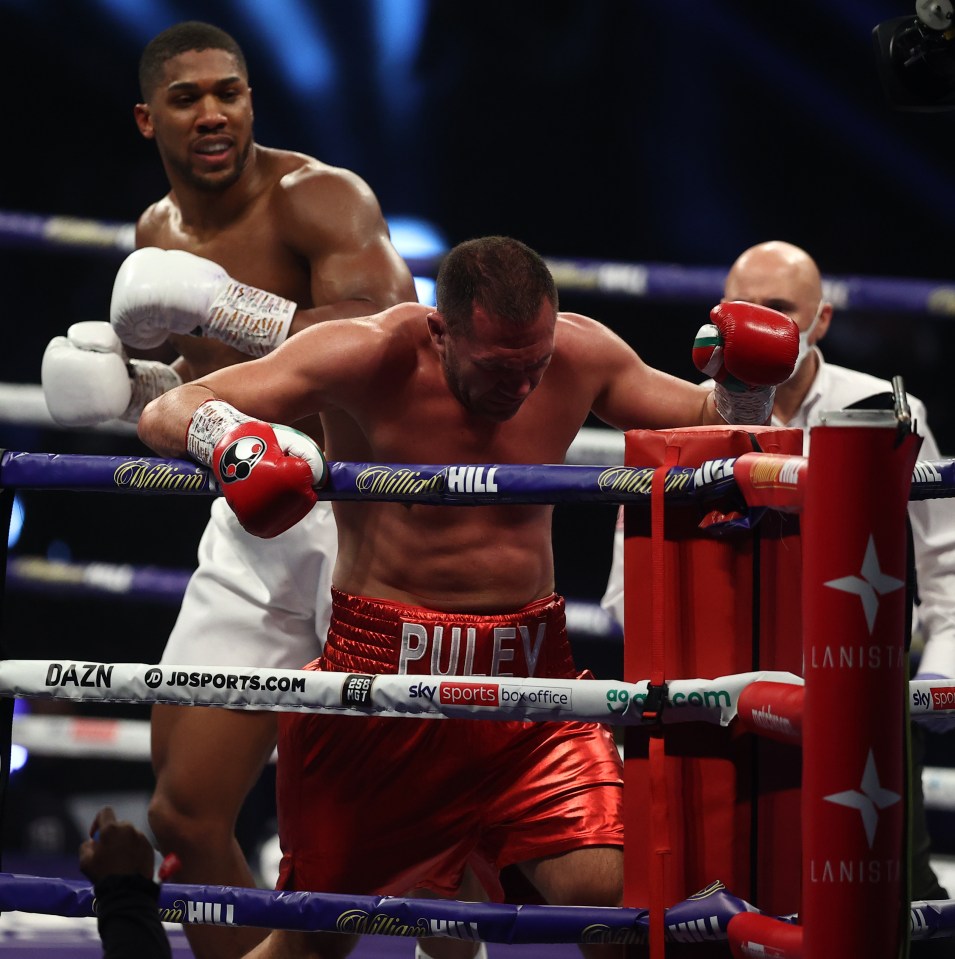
[110, 247, 297, 357]
[41, 321, 182, 427]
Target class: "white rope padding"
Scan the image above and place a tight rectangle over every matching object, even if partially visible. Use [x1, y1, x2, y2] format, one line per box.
[923, 767, 955, 812]
[0, 383, 136, 435]
[12, 714, 150, 761]
[4, 555, 620, 641]
[912, 678, 955, 717]
[9, 714, 277, 764]
[5, 670, 949, 725]
[0, 660, 801, 726]
[7, 664, 952, 724]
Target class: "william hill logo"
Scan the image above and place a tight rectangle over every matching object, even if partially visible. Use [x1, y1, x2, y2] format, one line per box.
[151, 899, 235, 925]
[113, 459, 210, 492]
[355, 466, 446, 497]
[596, 467, 691, 496]
[336, 909, 429, 937]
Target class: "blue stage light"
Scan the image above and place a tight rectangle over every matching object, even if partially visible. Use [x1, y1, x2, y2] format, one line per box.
[7, 494, 24, 549]
[414, 278, 437, 307]
[388, 216, 448, 259]
[89, 0, 178, 45]
[10, 745, 27, 773]
[235, 0, 335, 93]
[388, 216, 446, 308]
[10, 700, 28, 773]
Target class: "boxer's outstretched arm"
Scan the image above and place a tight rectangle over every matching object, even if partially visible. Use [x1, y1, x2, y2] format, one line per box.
[140, 382, 220, 459]
[578, 302, 795, 431]
[567, 314, 713, 430]
[138, 311, 392, 458]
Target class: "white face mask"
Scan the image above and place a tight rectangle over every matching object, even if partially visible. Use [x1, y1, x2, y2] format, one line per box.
[788, 300, 824, 380]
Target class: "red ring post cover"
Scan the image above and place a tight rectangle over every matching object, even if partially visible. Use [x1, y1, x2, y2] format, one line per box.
[622, 426, 804, 953]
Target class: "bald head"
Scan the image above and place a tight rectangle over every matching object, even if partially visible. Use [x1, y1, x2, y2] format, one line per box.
[724, 241, 832, 399]
[724, 241, 824, 333]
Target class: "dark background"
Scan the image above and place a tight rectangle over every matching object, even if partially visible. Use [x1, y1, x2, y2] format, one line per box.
[2, 0, 955, 855]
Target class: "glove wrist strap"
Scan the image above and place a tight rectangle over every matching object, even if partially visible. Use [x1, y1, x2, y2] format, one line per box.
[205, 282, 296, 357]
[186, 400, 254, 466]
[714, 382, 775, 425]
[122, 361, 183, 423]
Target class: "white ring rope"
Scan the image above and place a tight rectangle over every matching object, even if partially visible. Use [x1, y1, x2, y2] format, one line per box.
[4, 662, 953, 724]
[12, 714, 152, 762]
[0, 383, 136, 436]
[1, 660, 802, 724]
[4, 554, 621, 641]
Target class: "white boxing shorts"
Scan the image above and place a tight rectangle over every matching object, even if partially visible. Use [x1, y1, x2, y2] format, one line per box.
[160, 497, 336, 669]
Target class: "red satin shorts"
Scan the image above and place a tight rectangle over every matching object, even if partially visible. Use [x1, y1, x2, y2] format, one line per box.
[275, 589, 623, 899]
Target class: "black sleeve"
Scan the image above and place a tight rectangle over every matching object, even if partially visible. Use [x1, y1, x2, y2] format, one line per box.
[93, 874, 172, 959]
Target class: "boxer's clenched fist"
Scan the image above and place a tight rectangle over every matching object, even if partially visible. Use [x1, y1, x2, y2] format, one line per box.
[187, 399, 326, 538]
[42, 321, 181, 426]
[693, 301, 798, 424]
[111, 247, 296, 357]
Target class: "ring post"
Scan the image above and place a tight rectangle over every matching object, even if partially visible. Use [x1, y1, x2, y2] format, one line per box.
[622, 426, 804, 955]
[801, 412, 918, 958]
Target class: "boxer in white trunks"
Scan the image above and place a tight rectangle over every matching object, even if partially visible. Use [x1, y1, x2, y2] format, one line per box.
[41, 20, 415, 959]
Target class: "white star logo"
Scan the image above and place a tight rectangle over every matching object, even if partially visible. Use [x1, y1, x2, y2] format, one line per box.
[824, 749, 900, 848]
[824, 535, 904, 633]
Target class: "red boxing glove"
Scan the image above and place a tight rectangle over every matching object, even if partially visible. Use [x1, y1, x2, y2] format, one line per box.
[187, 401, 326, 538]
[693, 301, 798, 424]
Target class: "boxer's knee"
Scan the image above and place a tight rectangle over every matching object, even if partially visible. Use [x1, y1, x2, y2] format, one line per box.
[518, 845, 623, 908]
[148, 786, 235, 857]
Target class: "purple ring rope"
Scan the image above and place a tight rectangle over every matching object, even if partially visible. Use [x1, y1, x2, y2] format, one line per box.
[2, 450, 955, 505]
[0, 873, 784, 944]
[3, 555, 620, 639]
[3, 872, 953, 942]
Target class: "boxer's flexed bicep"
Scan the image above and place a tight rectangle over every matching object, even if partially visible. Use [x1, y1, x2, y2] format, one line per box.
[277, 166, 417, 331]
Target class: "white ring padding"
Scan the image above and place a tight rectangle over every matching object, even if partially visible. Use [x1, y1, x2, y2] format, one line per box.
[923, 767, 955, 812]
[0, 383, 620, 462]
[10, 714, 279, 764]
[5, 556, 619, 642]
[0, 383, 136, 435]
[565, 427, 625, 465]
[0, 661, 800, 725]
[12, 714, 150, 761]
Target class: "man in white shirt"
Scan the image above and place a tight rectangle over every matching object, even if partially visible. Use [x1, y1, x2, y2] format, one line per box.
[601, 240, 954, 906]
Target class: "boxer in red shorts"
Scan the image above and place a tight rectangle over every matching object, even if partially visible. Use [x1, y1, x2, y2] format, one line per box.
[139, 235, 798, 959]
[276, 590, 622, 899]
